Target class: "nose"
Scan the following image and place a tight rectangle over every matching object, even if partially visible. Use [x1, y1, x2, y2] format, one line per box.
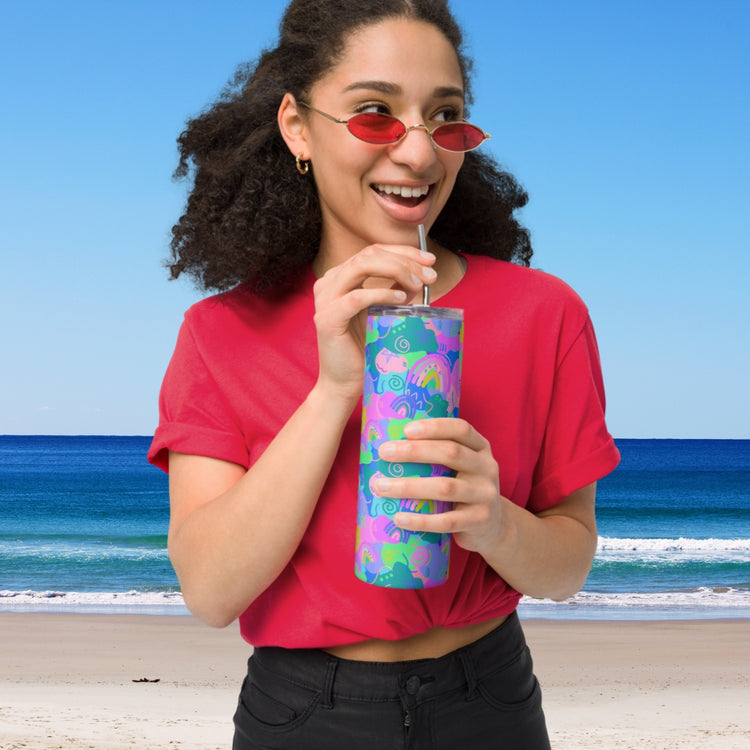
[390, 123, 438, 172]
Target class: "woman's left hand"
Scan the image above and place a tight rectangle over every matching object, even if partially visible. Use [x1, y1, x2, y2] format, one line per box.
[375, 418, 505, 557]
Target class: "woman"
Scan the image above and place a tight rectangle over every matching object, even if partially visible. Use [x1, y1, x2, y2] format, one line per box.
[149, 0, 620, 747]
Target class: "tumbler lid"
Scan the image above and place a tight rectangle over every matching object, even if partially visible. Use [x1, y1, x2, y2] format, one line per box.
[368, 305, 463, 320]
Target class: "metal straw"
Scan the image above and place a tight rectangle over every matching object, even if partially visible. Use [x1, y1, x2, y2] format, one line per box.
[418, 224, 430, 306]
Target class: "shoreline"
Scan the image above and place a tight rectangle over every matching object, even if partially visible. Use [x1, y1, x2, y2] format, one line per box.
[2, 614, 749, 749]
[4, 590, 750, 621]
[4, 604, 750, 620]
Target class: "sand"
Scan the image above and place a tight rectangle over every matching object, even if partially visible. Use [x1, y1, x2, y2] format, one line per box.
[0, 613, 748, 749]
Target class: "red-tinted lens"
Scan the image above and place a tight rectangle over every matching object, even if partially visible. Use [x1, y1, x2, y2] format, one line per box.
[431, 122, 487, 151]
[347, 113, 406, 144]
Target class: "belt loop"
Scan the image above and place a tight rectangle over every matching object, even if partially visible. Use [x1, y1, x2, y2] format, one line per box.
[458, 650, 478, 701]
[321, 658, 338, 709]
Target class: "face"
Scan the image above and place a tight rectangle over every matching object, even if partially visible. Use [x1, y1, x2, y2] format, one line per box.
[282, 18, 467, 261]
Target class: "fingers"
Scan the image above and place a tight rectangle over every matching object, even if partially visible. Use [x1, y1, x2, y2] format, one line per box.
[385, 468, 501, 554]
[393, 496, 497, 540]
[314, 286, 407, 337]
[374, 418, 502, 550]
[313, 243, 437, 364]
[314, 243, 436, 310]
[380, 418, 492, 469]
[375, 473, 475, 506]
[374, 419, 498, 507]
[312, 243, 438, 395]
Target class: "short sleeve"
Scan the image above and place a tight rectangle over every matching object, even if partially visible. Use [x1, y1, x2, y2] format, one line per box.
[528, 316, 620, 512]
[147, 317, 250, 472]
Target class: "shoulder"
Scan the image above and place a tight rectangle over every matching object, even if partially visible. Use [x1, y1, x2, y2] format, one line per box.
[183, 281, 313, 337]
[463, 255, 588, 315]
[184, 284, 268, 322]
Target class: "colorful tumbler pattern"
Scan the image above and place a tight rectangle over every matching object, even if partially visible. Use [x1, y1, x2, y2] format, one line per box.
[356, 305, 464, 588]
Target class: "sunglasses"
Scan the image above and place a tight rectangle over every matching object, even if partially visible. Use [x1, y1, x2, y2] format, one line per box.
[298, 102, 491, 153]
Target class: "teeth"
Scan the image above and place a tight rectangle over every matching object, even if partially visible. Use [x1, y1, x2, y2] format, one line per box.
[374, 184, 430, 198]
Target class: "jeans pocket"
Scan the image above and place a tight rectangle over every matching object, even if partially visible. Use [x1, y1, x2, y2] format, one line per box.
[234, 659, 320, 742]
[476, 645, 542, 712]
[243, 681, 304, 726]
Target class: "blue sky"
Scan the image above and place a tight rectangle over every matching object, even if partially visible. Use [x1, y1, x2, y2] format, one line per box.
[1, 0, 747, 438]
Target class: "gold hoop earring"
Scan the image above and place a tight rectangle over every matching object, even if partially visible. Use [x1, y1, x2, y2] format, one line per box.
[296, 153, 310, 175]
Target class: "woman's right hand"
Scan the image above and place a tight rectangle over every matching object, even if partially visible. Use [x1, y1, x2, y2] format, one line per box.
[311, 243, 437, 402]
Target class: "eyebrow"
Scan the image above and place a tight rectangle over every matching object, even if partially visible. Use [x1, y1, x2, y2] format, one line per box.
[342, 80, 464, 100]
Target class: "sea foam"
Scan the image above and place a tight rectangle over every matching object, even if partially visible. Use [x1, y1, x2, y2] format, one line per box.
[0, 589, 187, 614]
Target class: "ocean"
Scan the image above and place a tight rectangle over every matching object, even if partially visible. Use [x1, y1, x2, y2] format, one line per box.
[1, 436, 748, 619]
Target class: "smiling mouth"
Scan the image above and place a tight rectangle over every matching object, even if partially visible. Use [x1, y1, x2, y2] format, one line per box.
[372, 183, 431, 207]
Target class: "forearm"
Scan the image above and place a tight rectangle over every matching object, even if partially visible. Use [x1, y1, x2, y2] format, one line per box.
[168, 383, 356, 627]
[483, 484, 598, 601]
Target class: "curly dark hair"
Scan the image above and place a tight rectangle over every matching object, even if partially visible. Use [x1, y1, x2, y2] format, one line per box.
[168, 0, 532, 295]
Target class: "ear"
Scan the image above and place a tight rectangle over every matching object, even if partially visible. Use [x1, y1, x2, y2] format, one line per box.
[277, 93, 310, 160]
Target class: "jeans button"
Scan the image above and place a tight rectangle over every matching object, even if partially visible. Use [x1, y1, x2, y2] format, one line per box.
[405, 675, 420, 695]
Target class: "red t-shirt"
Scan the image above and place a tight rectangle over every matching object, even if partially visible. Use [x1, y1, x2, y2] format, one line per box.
[149, 255, 620, 648]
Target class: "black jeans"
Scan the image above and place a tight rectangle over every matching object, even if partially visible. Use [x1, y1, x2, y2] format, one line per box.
[232, 612, 550, 749]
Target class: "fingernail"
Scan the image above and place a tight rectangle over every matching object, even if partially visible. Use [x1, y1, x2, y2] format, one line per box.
[423, 268, 437, 280]
[375, 478, 391, 493]
[410, 273, 421, 286]
[393, 290, 407, 302]
[393, 512, 409, 528]
[379, 442, 396, 458]
[404, 421, 424, 437]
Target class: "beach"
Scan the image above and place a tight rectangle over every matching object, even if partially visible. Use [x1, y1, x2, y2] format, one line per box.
[0, 614, 747, 749]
